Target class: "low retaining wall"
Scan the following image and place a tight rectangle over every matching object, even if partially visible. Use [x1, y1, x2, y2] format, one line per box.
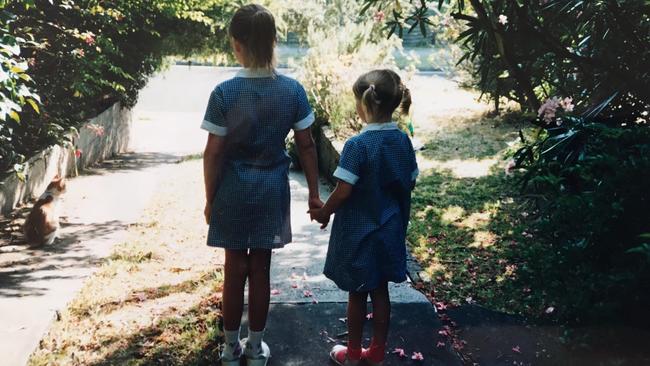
[0, 102, 131, 215]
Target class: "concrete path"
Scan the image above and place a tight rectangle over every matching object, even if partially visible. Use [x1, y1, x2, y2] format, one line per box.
[0, 65, 235, 366]
[0, 65, 461, 365]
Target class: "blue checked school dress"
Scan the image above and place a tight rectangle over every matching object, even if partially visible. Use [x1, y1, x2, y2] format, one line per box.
[200, 68, 314, 249]
[324, 122, 419, 292]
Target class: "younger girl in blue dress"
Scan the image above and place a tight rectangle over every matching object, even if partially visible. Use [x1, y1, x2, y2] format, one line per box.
[202, 4, 322, 366]
[310, 69, 418, 366]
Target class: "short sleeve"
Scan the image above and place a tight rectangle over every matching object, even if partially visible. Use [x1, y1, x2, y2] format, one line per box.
[333, 139, 364, 185]
[293, 82, 315, 131]
[200, 87, 227, 136]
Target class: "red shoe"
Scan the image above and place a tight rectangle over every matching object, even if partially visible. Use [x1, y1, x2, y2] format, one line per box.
[361, 347, 385, 366]
[329, 345, 361, 366]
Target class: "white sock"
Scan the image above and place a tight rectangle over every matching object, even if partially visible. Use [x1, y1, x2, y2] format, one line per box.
[246, 328, 265, 355]
[222, 328, 241, 358]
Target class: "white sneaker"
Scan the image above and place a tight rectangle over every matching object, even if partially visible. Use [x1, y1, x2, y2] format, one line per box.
[242, 337, 271, 366]
[220, 340, 243, 366]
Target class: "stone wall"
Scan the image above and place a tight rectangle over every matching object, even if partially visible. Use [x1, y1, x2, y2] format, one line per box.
[0, 102, 131, 215]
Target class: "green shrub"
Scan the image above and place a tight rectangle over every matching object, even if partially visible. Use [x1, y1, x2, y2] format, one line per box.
[296, 0, 407, 137]
[1, 0, 230, 176]
[510, 95, 650, 323]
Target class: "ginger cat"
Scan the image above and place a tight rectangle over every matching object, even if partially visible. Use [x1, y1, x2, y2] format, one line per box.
[23, 176, 67, 246]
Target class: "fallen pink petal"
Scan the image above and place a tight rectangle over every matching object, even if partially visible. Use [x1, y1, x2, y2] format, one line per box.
[512, 345, 521, 353]
[270, 289, 280, 295]
[437, 341, 446, 348]
[366, 312, 373, 320]
[392, 348, 406, 357]
[411, 351, 424, 361]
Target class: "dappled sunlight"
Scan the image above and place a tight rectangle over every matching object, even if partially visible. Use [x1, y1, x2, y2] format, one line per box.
[456, 211, 492, 230]
[468, 230, 498, 249]
[418, 157, 499, 178]
[440, 205, 465, 224]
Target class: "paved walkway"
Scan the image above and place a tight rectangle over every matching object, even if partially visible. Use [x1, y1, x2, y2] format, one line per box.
[0, 66, 460, 365]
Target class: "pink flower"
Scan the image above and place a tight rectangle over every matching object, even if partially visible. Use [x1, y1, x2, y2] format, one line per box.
[411, 352, 424, 361]
[538, 97, 561, 124]
[291, 283, 298, 289]
[498, 14, 508, 25]
[436, 341, 446, 348]
[303, 290, 313, 297]
[438, 329, 450, 337]
[72, 48, 85, 57]
[434, 301, 448, 311]
[84, 32, 96, 46]
[504, 159, 516, 176]
[560, 97, 574, 112]
[366, 312, 373, 320]
[392, 348, 406, 357]
[512, 345, 521, 353]
[270, 289, 281, 295]
[373, 10, 385, 23]
[75, 149, 82, 158]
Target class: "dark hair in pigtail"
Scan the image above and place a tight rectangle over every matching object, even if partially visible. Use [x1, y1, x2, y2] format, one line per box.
[361, 84, 381, 117]
[229, 4, 277, 69]
[353, 69, 410, 120]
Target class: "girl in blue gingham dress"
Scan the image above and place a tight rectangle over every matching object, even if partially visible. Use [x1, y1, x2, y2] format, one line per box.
[310, 70, 418, 366]
[202, 5, 322, 366]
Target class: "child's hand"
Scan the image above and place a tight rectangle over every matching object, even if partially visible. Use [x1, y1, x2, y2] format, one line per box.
[308, 207, 330, 229]
[308, 196, 324, 211]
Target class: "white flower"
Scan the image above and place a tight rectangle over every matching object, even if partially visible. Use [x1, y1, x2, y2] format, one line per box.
[498, 14, 508, 25]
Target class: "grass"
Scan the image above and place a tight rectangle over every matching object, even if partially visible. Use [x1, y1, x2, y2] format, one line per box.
[29, 160, 226, 366]
[407, 107, 558, 319]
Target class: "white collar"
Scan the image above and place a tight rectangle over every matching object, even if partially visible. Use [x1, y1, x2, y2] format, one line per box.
[361, 122, 399, 133]
[235, 68, 276, 78]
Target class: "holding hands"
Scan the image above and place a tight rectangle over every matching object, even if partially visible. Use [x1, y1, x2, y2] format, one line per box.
[308, 196, 330, 229]
[308, 180, 353, 230]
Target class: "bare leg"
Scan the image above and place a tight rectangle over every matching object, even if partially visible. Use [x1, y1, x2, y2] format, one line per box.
[347, 291, 368, 354]
[360, 281, 391, 363]
[223, 249, 249, 331]
[247, 249, 272, 331]
[369, 282, 390, 347]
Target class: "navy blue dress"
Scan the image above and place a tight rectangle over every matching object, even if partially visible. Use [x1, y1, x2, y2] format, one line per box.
[200, 68, 314, 249]
[324, 122, 419, 292]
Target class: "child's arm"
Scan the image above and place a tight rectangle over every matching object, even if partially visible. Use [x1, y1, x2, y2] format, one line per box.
[203, 133, 226, 224]
[294, 129, 323, 209]
[309, 180, 353, 229]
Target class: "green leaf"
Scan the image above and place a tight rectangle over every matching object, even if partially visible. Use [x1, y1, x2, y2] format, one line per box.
[8, 110, 20, 122]
[27, 99, 39, 114]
